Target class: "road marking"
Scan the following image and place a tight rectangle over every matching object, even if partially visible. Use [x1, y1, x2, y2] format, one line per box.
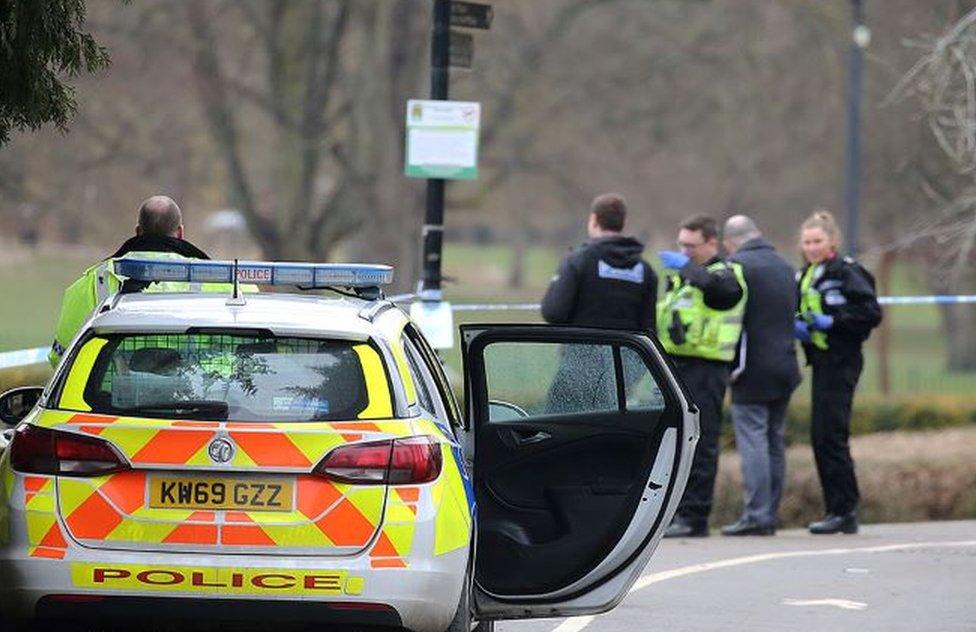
[550, 539, 976, 631]
[782, 598, 868, 611]
[551, 617, 596, 632]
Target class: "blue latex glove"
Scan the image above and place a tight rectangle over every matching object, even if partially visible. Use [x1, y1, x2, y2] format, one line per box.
[659, 250, 690, 269]
[809, 313, 834, 331]
[794, 319, 811, 343]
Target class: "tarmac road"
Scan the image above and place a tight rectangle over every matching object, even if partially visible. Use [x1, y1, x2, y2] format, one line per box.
[497, 520, 976, 632]
[26, 521, 975, 631]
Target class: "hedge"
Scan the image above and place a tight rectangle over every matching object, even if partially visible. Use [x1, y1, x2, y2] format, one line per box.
[721, 395, 976, 448]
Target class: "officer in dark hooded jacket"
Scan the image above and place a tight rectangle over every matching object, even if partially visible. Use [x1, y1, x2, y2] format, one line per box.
[541, 193, 657, 331]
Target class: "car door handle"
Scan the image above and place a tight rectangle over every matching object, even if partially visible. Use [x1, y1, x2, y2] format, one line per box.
[510, 429, 551, 447]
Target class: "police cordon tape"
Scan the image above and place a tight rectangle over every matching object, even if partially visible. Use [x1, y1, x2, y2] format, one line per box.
[0, 294, 973, 371]
[448, 295, 976, 311]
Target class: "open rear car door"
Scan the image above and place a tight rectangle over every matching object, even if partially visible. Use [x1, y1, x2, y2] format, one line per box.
[461, 325, 699, 621]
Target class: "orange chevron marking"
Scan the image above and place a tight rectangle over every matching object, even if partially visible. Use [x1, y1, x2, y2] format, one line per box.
[371, 558, 407, 569]
[68, 413, 118, 425]
[30, 547, 66, 559]
[79, 425, 107, 436]
[395, 488, 420, 503]
[230, 432, 311, 468]
[164, 523, 218, 545]
[25, 493, 36, 505]
[315, 499, 374, 546]
[328, 422, 381, 432]
[132, 430, 214, 464]
[24, 477, 49, 493]
[98, 471, 147, 515]
[297, 477, 343, 519]
[172, 421, 220, 429]
[222, 524, 276, 546]
[341, 433, 363, 442]
[225, 511, 254, 523]
[40, 523, 67, 548]
[187, 511, 216, 523]
[66, 492, 123, 539]
[370, 532, 399, 558]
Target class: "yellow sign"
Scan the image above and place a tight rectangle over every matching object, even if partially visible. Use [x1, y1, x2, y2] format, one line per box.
[71, 563, 365, 596]
[148, 476, 295, 512]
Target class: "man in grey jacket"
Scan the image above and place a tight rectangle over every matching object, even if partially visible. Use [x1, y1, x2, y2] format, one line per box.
[721, 215, 802, 536]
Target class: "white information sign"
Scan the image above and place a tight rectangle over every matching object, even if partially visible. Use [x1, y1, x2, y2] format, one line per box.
[405, 100, 480, 180]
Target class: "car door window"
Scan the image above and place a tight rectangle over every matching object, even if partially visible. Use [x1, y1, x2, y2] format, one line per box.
[483, 342, 666, 422]
[621, 346, 667, 411]
[484, 342, 618, 420]
[404, 324, 463, 429]
[401, 334, 436, 415]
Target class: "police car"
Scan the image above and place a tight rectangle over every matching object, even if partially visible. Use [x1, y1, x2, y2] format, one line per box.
[0, 259, 698, 632]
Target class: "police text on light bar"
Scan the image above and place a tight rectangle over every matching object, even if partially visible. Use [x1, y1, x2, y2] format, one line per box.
[114, 258, 394, 288]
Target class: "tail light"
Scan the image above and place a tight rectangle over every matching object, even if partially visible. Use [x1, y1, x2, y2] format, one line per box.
[10, 425, 130, 476]
[314, 436, 442, 485]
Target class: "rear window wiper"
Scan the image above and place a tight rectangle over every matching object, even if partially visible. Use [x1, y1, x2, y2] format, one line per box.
[114, 400, 230, 419]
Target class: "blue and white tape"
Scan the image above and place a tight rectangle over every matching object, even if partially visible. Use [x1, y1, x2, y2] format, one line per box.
[0, 347, 48, 370]
[877, 295, 976, 305]
[453, 295, 976, 311]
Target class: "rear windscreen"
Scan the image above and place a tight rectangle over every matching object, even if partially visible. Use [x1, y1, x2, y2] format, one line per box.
[59, 333, 392, 421]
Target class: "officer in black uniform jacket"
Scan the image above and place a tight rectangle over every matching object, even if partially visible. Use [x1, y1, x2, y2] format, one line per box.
[541, 193, 657, 331]
[795, 211, 881, 535]
[540, 194, 657, 415]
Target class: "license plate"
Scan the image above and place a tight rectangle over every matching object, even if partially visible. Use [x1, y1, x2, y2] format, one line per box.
[148, 477, 294, 512]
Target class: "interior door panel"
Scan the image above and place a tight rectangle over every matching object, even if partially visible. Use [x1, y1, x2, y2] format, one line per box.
[462, 326, 687, 600]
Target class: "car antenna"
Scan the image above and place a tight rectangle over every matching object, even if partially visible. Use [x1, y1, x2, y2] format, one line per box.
[227, 258, 246, 306]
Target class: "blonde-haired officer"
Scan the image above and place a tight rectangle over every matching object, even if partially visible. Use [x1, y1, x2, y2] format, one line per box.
[795, 210, 881, 535]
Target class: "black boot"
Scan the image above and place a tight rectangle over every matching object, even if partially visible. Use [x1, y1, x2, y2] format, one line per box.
[721, 517, 775, 536]
[663, 518, 708, 538]
[808, 511, 858, 535]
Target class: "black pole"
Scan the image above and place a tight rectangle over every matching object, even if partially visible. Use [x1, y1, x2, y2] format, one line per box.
[844, 0, 867, 257]
[420, 0, 451, 299]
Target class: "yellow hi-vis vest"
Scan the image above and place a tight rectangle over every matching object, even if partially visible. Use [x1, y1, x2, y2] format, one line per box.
[798, 263, 828, 351]
[48, 252, 247, 367]
[656, 261, 747, 362]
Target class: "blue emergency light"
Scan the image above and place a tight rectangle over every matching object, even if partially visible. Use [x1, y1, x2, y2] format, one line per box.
[114, 258, 394, 289]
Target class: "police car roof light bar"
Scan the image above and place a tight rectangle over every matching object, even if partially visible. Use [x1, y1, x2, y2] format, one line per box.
[114, 258, 395, 289]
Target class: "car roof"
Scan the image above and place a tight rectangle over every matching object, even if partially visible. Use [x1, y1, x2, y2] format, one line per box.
[88, 292, 392, 341]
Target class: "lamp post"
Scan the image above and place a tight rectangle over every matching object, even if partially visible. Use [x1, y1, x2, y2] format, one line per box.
[419, 0, 451, 300]
[844, 0, 870, 257]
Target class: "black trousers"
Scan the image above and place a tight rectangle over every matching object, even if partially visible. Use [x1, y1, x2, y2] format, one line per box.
[673, 356, 730, 525]
[810, 350, 863, 516]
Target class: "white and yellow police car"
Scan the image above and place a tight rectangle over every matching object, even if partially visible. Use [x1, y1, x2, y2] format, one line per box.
[0, 259, 698, 631]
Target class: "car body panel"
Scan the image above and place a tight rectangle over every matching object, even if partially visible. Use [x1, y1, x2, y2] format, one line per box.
[0, 288, 693, 632]
[0, 293, 474, 632]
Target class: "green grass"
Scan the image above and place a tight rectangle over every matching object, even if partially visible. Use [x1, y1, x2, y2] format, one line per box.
[0, 251, 94, 353]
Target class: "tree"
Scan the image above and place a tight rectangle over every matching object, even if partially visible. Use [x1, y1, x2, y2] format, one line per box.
[179, 0, 428, 275]
[889, 4, 976, 370]
[0, 0, 111, 145]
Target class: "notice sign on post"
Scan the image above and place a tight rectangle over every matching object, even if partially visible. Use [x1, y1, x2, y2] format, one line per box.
[405, 99, 480, 180]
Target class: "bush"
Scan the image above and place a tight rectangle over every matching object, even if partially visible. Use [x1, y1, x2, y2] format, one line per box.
[713, 427, 976, 528]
